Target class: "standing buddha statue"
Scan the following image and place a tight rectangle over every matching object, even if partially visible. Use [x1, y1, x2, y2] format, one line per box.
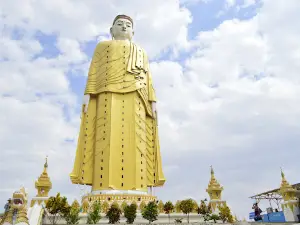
[70, 15, 166, 197]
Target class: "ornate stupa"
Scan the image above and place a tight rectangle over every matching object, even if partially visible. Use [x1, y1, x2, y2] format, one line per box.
[279, 168, 300, 222]
[30, 157, 52, 206]
[206, 166, 226, 213]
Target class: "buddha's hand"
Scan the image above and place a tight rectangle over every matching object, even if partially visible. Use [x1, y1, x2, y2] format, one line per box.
[152, 102, 157, 118]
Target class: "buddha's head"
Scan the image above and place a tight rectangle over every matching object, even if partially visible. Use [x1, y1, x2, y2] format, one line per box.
[110, 15, 134, 41]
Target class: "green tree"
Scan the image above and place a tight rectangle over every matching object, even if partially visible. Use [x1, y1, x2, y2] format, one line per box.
[106, 203, 122, 224]
[207, 203, 212, 213]
[179, 199, 194, 223]
[139, 201, 146, 211]
[86, 201, 101, 224]
[210, 214, 220, 223]
[71, 200, 80, 210]
[198, 200, 213, 223]
[45, 193, 70, 225]
[142, 201, 158, 224]
[192, 200, 198, 213]
[124, 203, 137, 224]
[121, 201, 128, 213]
[112, 201, 119, 208]
[218, 204, 234, 223]
[132, 201, 137, 207]
[102, 201, 109, 213]
[198, 200, 209, 215]
[163, 201, 174, 223]
[64, 203, 80, 225]
[158, 200, 164, 213]
[175, 201, 181, 213]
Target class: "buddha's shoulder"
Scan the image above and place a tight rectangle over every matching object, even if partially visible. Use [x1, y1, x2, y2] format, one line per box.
[95, 40, 130, 48]
[95, 40, 145, 52]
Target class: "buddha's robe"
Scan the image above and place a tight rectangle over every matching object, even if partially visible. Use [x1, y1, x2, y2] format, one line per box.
[70, 40, 165, 192]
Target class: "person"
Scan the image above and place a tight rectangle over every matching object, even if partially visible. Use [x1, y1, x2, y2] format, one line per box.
[252, 203, 263, 221]
[4, 199, 11, 212]
[70, 14, 165, 193]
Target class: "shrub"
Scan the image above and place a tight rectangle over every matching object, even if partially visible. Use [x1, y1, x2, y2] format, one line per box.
[142, 201, 158, 224]
[124, 203, 137, 224]
[106, 203, 122, 224]
[86, 201, 101, 224]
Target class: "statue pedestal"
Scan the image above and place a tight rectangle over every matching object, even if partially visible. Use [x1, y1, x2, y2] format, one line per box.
[82, 190, 157, 209]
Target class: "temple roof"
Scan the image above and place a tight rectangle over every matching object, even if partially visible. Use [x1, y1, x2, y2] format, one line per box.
[249, 168, 299, 200]
[279, 168, 297, 194]
[249, 183, 300, 199]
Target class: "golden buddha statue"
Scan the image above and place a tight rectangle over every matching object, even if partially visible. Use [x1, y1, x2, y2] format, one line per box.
[70, 15, 165, 196]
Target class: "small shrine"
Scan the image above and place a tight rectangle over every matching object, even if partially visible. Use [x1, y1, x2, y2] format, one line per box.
[206, 166, 226, 213]
[30, 157, 52, 207]
[279, 168, 300, 222]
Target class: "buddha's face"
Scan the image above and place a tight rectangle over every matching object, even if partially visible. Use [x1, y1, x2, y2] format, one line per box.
[110, 18, 134, 41]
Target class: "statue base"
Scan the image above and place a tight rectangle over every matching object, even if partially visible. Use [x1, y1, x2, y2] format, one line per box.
[82, 190, 157, 209]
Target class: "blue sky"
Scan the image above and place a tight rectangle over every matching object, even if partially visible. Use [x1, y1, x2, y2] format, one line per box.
[186, 0, 261, 35]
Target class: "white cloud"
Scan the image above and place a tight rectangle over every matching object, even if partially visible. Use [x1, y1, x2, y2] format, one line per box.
[217, 0, 259, 17]
[226, 0, 236, 7]
[242, 0, 258, 8]
[56, 38, 87, 63]
[1, 0, 300, 220]
[0, 0, 192, 58]
[187, 18, 267, 84]
[152, 0, 300, 218]
[179, 0, 211, 5]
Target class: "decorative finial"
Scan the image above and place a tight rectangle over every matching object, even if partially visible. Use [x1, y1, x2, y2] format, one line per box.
[280, 167, 284, 179]
[44, 156, 48, 168]
[210, 165, 214, 175]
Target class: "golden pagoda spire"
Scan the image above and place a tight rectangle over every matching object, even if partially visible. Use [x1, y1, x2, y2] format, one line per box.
[31, 156, 53, 207]
[43, 156, 48, 173]
[206, 166, 225, 212]
[211, 165, 214, 176]
[280, 167, 285, 179]
[35, 156, 52, 197]
[278, 167, 299, 215]
[280, 167, 292, 190]
[208, 166, 221, 188]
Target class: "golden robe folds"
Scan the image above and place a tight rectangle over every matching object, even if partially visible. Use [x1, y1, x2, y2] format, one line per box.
[70, 40, 165, 192]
